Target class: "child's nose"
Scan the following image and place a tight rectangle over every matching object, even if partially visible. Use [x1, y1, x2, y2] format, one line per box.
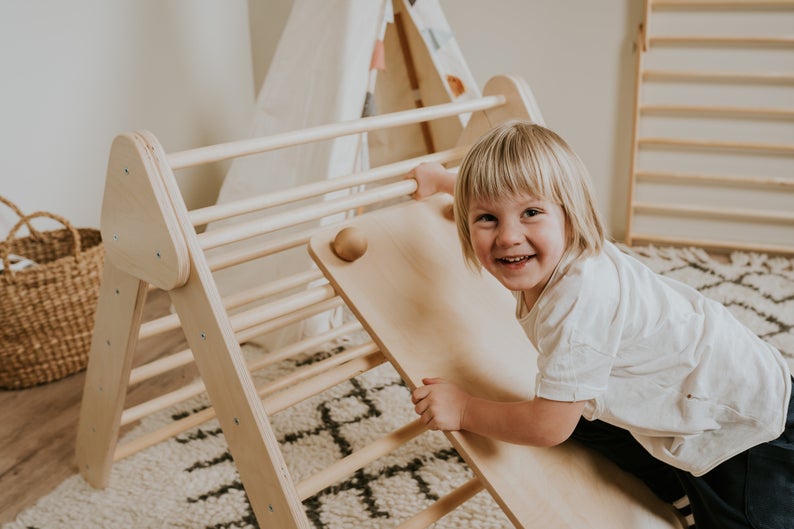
[496, 221, 523, 246]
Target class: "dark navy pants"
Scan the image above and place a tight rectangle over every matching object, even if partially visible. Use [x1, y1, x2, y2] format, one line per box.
[570, 382, 794, 529]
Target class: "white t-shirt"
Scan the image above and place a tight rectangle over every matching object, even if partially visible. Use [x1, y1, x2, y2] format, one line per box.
[515, 241, 791, 476]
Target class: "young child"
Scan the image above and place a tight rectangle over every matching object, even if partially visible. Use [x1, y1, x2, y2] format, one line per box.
[409, 120, 793, 529]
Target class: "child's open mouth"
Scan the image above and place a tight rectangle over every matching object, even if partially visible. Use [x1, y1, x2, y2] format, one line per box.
[498, 255, 532, 265]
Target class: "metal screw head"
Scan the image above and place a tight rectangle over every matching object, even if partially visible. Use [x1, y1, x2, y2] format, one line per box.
[200, 332, 206, 340]
[234, 417, 240, 425]
[123, 167, 129, 175]
[113, 233, 119, 241]
[155, 250, 161, 259]
[268, 504, 273, 512]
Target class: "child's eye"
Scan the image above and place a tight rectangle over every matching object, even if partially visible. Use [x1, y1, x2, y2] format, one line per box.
[475, 213, 496, 223]
[523, 208, 540, 218]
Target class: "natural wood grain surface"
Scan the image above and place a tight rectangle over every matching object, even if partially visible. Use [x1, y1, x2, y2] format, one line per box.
[309, 195, 682, 529]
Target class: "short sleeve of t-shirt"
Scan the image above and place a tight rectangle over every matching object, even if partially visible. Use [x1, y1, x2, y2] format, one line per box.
[517, 254, 623, 403]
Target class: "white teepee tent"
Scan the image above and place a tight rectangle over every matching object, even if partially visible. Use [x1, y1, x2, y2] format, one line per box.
[207, 0, 480, 350]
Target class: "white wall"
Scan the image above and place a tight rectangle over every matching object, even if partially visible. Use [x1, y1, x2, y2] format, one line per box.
[439, 0, 643, 240]
[1, 0, 641, 240]
[0, 1, 254, 233]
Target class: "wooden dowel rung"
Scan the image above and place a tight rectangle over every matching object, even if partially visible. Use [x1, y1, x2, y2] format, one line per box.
[138, 270, 323, 340]
[257, 341, 379, 399]
[121, 379, 205, 426]
[642, 69, 794, 84]
[128, 349, 194, 386]
[189, 146, 468, 227]
[628, 233, 794, 256]
[114, 351, 386, 461]
[262, 351, 387, 415]
[637, 136, 794, 154]
[128, 297, 345, 387]
[652, 0, 794, 8]
[121, 320, 363, 426]
[205, 228, 314, 273]
[649, 35, 794, 46]
[639, 104, 794, 119]
[633, 201, 794, 223]
[198, 181, 416, 251]
[198, 180, 418, 251]
[635, 170, 794, 188]
[246, 319, 363, 373]
[393, 478, 485, 529]
[228, 284, 337, 334]
[232, 297, 346, 347]
[166, 96, 504, 170]
[295, 419, 428, 500]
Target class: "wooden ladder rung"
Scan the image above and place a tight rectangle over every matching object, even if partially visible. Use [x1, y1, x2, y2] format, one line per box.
[633, 201, 794, 224]
[166, 96, 505, 170]
[188, 146, 468, 227]
[128, 296, 345, 386]
[138, 270, 324, 340]
[642, 69, 794, 84]
[648, 35, 794, 46]
[639, 104, 794, 119]
[392, 478, 485, 529]
[295, 419, 428, 500]
[635, 170, 794, 188]
[198, 180, 418, 251]
[115, 348, 386, 461]
[636, 137, 794, 154]
[121, 320, 364, 426]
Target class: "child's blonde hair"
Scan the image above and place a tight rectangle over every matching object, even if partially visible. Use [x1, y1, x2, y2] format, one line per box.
[454, 120, 605, 269]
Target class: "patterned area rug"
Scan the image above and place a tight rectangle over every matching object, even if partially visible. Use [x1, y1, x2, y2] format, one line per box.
[5, 246, 793, 529]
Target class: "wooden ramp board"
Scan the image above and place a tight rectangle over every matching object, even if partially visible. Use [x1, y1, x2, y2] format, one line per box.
[308, 195, 681, 529]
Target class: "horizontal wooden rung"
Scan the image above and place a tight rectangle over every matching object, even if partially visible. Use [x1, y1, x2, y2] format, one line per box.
[649, 35, 794, 46]
[639, 104, 794, 119]
[627, 233, 794, 256]
[642, 69, 794, 84]
[635, 170, 794, 188]
[206, 228, 314, 273]
[198, 180, 418, 250]
[637, 137, 794, 154]
[115, 350, 386, 461]
[633, 201, 794, 224]
[652, 0, 794, 9]
[393, 478, 485, 529]
[121, 319, 363, 426]
[188, 146, 468, 227]
[138, 269, 323, 340]
[295, 419, 428, 500]
[166, 95, 505, 170]
[128, 295, 344, 386]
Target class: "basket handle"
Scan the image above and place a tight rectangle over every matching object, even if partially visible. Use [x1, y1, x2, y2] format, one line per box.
[0, 195, 40, 239]
[1, 211, 83, 282]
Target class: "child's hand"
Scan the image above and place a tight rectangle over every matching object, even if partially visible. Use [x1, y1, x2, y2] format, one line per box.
[411, 377, 471, 431]
[407, 162, 453, 200]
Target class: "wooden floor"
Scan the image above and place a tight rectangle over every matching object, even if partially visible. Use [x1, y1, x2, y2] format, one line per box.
[0, 290, 197, 524]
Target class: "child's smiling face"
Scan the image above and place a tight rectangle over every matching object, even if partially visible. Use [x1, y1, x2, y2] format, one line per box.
[468, 192, 568, 307]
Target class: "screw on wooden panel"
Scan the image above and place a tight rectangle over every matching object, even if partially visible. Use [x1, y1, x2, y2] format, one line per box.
[106, 339, 111, 346]
[113, 234, 119, 241]
[200, 332, 206, 340]
[115, 288, 120, 295]
[234, 417, 240, 425]
[123, 167, 129, 175]
[155, 251, 161, 259]
[268, 504, 274, 512]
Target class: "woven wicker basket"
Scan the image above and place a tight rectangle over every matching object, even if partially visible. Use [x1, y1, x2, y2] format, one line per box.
[0, 196, 104, 389]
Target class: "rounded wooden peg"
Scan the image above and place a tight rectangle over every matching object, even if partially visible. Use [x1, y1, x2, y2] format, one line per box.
[332, 227, 368, 262]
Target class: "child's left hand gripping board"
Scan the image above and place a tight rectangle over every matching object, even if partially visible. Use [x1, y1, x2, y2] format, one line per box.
[308, 194, 681, 529]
